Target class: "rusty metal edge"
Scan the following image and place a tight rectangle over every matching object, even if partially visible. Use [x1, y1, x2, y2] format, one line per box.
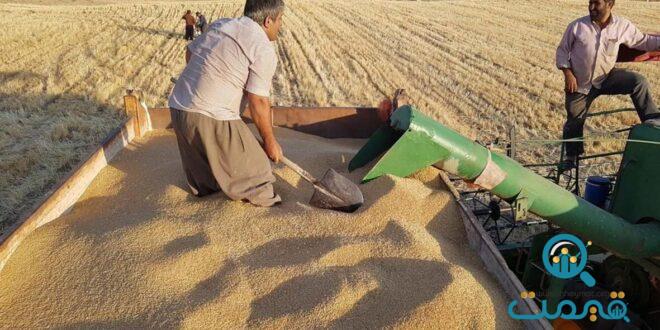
[0, 117, 138, 273]
[438, 171, 552, 330]
[149, 106, 382, 138]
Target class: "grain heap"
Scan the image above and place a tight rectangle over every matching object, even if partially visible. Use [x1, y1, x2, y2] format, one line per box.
[0, 126, 520, 329]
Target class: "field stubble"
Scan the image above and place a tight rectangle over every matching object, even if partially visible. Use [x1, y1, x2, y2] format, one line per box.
[0, 0, 658, 229]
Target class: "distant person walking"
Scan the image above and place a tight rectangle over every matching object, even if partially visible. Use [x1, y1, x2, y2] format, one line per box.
[196, 12, 208, 34]
[182, 10, 196, 41]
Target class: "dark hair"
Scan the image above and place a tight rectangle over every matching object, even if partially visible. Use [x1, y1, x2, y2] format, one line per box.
[243, 0, 285, 25]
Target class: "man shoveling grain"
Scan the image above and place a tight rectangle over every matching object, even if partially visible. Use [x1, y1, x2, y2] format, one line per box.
[169, 0, 285, 207]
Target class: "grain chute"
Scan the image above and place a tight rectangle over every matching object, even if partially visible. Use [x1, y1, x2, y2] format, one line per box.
[350, 104, 660, 327]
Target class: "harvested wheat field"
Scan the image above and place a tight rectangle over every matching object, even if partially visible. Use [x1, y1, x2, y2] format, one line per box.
[2, 0, 659, 231]
[0, 126, 520, 328]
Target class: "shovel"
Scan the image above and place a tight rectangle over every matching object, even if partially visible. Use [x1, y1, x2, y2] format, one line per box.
[170, 77, 363, 212]
[280, 156, 363, 213]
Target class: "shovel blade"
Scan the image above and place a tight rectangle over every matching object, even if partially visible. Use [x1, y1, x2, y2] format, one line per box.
[310, 169, 364, 213]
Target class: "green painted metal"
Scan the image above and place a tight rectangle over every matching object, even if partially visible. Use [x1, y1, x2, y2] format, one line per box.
[350, 106, 489, 181]
[610, 124, 660, 224]
[521, 233, 550, 292]
[546, 276, 567, 316]
[348, 126, 401, 173]
[350, 106, 660, 259]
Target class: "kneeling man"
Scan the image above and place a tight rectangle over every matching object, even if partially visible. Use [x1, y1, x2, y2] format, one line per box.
[169, 0, 285, 206]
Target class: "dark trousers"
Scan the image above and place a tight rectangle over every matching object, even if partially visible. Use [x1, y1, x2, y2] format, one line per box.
[184, 25, 195, 41]
[563, 68, 660, 157]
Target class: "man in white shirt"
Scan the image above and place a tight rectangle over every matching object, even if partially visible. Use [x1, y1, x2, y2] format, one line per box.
[556, 0, 660, 168]
[169, 0, 284, 207]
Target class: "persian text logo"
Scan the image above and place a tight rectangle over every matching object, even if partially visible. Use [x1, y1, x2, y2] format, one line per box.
[508, 233, 629, 323]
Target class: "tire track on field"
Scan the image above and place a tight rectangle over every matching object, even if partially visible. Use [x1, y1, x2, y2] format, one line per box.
[312, 3, 460, 113]
[301, 3, 397, 104]
[322, 2, 505, 136]
[284, 3, 363, 105]
[316, 3, 393, 97]
[274, 31, 301, 105]
[358, 2, 556, 136]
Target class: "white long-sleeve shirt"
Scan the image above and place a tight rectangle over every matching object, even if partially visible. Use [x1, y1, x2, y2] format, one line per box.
[556, 15, 660, 94]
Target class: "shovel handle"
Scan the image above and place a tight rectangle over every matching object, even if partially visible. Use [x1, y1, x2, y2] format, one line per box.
[172, 76, 320, 187]
[251, 115, 318, 185]
[280, 156, 318, 184]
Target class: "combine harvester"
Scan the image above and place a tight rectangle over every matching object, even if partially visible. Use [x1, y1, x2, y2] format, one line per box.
[350, 102, 659, 329]
[347, 45, 660, 329]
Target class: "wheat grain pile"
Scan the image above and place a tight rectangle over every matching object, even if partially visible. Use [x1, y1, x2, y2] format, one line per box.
[1, 0, 658, 239]
[0, 126, 520, 329]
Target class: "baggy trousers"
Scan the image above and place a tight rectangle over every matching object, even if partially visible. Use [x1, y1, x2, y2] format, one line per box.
[170, 108, 281, 207]
[563, 68, 660, 157]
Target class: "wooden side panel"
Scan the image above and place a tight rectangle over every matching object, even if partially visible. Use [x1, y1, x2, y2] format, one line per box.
[151, 106, 383, 138]
[439, 172, 552, 330]
[124, 93, 149, 137]
[124, 94, 140, 136]
[148, 108, 172, 130]
[0, 118, 137, 272]
[139, 100, 152, 132]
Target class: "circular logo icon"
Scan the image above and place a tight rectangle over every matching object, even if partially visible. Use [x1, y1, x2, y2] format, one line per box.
[542, 233, 588, 279]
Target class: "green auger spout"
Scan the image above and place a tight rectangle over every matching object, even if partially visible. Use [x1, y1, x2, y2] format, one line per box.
[349, 105, 660, 259]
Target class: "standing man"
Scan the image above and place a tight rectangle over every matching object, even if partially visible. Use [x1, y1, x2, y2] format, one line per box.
[169, 0, 285, 207]
[182, 10, 196, 41]
[556, 0, 660, 169]
[196, 12, 208, 34]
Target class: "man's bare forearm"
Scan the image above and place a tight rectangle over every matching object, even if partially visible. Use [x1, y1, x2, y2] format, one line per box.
[248, 93, 276, 144]
[561, 68, 574, 76]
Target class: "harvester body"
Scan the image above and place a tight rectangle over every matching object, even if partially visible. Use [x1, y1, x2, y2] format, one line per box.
[349, 106, 660, 263]
[610, 124, 660, 224]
